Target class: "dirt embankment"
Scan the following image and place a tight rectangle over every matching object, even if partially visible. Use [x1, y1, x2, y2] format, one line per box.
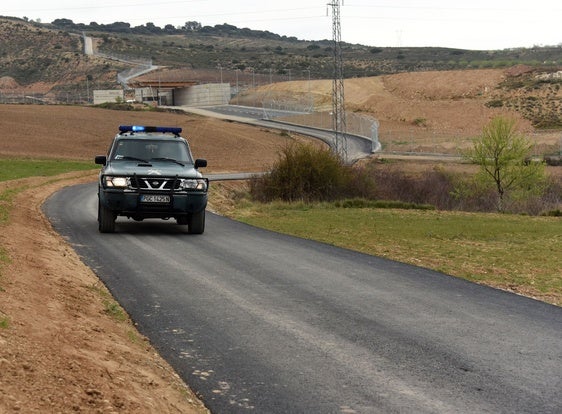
[0, 172, 212, 413]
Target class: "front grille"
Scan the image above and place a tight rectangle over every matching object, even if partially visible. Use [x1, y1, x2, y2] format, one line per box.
[130, 176, 181, 191]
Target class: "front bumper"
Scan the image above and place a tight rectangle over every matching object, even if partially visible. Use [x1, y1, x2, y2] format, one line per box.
[99, 188, 207, 218]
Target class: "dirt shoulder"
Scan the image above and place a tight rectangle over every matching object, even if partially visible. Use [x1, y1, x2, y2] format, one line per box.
[0, 172, 209, 413]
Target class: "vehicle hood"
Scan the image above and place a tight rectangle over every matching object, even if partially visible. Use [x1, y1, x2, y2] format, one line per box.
[102, 161, 203, 178]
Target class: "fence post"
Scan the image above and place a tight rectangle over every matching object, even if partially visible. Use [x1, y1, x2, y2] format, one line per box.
[371, 120, 379, 153]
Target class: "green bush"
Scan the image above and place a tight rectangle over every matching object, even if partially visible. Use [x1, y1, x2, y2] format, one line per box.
[95, 102, 134, 111]
[250, 142, 374, 202]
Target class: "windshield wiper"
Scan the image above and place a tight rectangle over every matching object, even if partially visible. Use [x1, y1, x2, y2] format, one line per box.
[150, 157, 185, 166]
[120, 156, 149, 163]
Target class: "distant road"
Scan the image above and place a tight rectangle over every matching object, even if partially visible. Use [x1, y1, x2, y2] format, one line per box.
[83, 35, 93, 55]
[45, 183, 562, 414]
[207, 172, 262, 181]
[201, 105, 292, 119]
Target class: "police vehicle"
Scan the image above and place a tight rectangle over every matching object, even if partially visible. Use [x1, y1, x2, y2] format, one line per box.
[95, 125, 208, 234]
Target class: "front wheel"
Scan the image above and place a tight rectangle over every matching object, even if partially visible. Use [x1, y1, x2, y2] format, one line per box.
[188, 210, 205, 234]
[98, 201, 116, 233]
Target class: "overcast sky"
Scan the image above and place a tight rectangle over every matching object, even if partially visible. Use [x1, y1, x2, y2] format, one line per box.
[1, 0, 560, 50]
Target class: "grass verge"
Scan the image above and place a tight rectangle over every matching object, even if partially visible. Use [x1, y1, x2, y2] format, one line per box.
[88, 283, 128, 322]
[0, 316, 9, 329]
[0, 247, 10, 292]
[226, 200, 562, 306]
[0, 158, 95, 222]
[0, 158, 95, 182]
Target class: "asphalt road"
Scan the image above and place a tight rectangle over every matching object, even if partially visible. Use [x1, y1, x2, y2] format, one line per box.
[181, 105, 377, 163]
[44, 183, 562, 414]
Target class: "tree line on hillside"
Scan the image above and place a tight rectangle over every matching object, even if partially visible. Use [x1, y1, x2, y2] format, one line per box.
[49, 19, 300, 41]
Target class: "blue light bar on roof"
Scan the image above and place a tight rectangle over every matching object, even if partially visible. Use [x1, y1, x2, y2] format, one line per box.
[118, 125, 182, 134]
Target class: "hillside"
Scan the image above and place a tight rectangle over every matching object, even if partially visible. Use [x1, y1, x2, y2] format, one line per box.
[1, 16, 561, 88]
[38, 18, 562, 79]
[0, 18, 126, 94]
[242, 67, 561, 152]
[0, 16, 561, 140]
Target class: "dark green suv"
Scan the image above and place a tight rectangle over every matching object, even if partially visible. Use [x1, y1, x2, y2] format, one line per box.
[95, 125, 208, 234]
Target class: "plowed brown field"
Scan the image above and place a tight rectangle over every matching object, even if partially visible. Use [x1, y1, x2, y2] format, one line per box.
[0, 105, 305, 170]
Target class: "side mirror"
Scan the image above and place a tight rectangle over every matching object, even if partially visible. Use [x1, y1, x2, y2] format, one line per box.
[194, 159, 207, 169]
[95, 155, 107, 165]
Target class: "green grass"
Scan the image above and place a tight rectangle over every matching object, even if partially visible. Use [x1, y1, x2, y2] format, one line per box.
[0, 247, 10, 291]
[127, 330, 141, 344]
[0, 158, 95, 223]
[229, 202, 562, 306]
[103, 299, 128, 322]
[0, 316, 9, 329]
[87, 283, 128, 322]
[0, 187, 26, 224]
[0, 158, 95, 182]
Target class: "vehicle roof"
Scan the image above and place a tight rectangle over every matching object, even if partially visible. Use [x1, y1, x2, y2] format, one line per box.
[114, 132, 187, 141]
[115, 125, 185, 140]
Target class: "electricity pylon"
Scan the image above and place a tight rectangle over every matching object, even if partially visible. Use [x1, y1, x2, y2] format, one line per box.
[328, 0, 347, 162]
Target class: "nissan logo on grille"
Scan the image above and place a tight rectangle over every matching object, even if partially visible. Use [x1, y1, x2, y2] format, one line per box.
[133, 177, 181, 191]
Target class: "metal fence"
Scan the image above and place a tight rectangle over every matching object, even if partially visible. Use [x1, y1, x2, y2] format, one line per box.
[273, 108, 560, 158]
[379, 130, 475, 156]
[275, 110, 380, 151]
[377, 130, 562, 157]
[95, 52, 152, 67]
[0, 91, 88, 105]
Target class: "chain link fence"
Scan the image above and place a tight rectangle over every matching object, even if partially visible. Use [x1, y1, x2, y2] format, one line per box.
[0, 91, 88, 105]
[377, 129, 561, 157]
[261, 94, 559, 158]
[274, 110, 380, 152]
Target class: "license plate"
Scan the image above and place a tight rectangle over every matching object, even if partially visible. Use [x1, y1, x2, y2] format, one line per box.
[140, 194, 170, 203]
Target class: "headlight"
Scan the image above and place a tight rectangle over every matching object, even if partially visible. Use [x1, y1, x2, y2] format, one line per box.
[104, 176, 130, 188]
[180, 178, 207, 191]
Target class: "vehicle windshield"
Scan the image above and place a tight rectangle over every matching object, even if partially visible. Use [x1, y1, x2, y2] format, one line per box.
[111, 139, 193, 164]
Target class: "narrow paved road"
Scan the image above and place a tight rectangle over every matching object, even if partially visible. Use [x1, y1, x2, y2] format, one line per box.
[181, 105, 377, 163]
[44, 183, 562, 414]
[83, 35, 94, 55]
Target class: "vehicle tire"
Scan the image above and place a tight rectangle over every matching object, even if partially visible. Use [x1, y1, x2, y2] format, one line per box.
[98, 201, 116, 233]
[188, 210, 205, 234]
